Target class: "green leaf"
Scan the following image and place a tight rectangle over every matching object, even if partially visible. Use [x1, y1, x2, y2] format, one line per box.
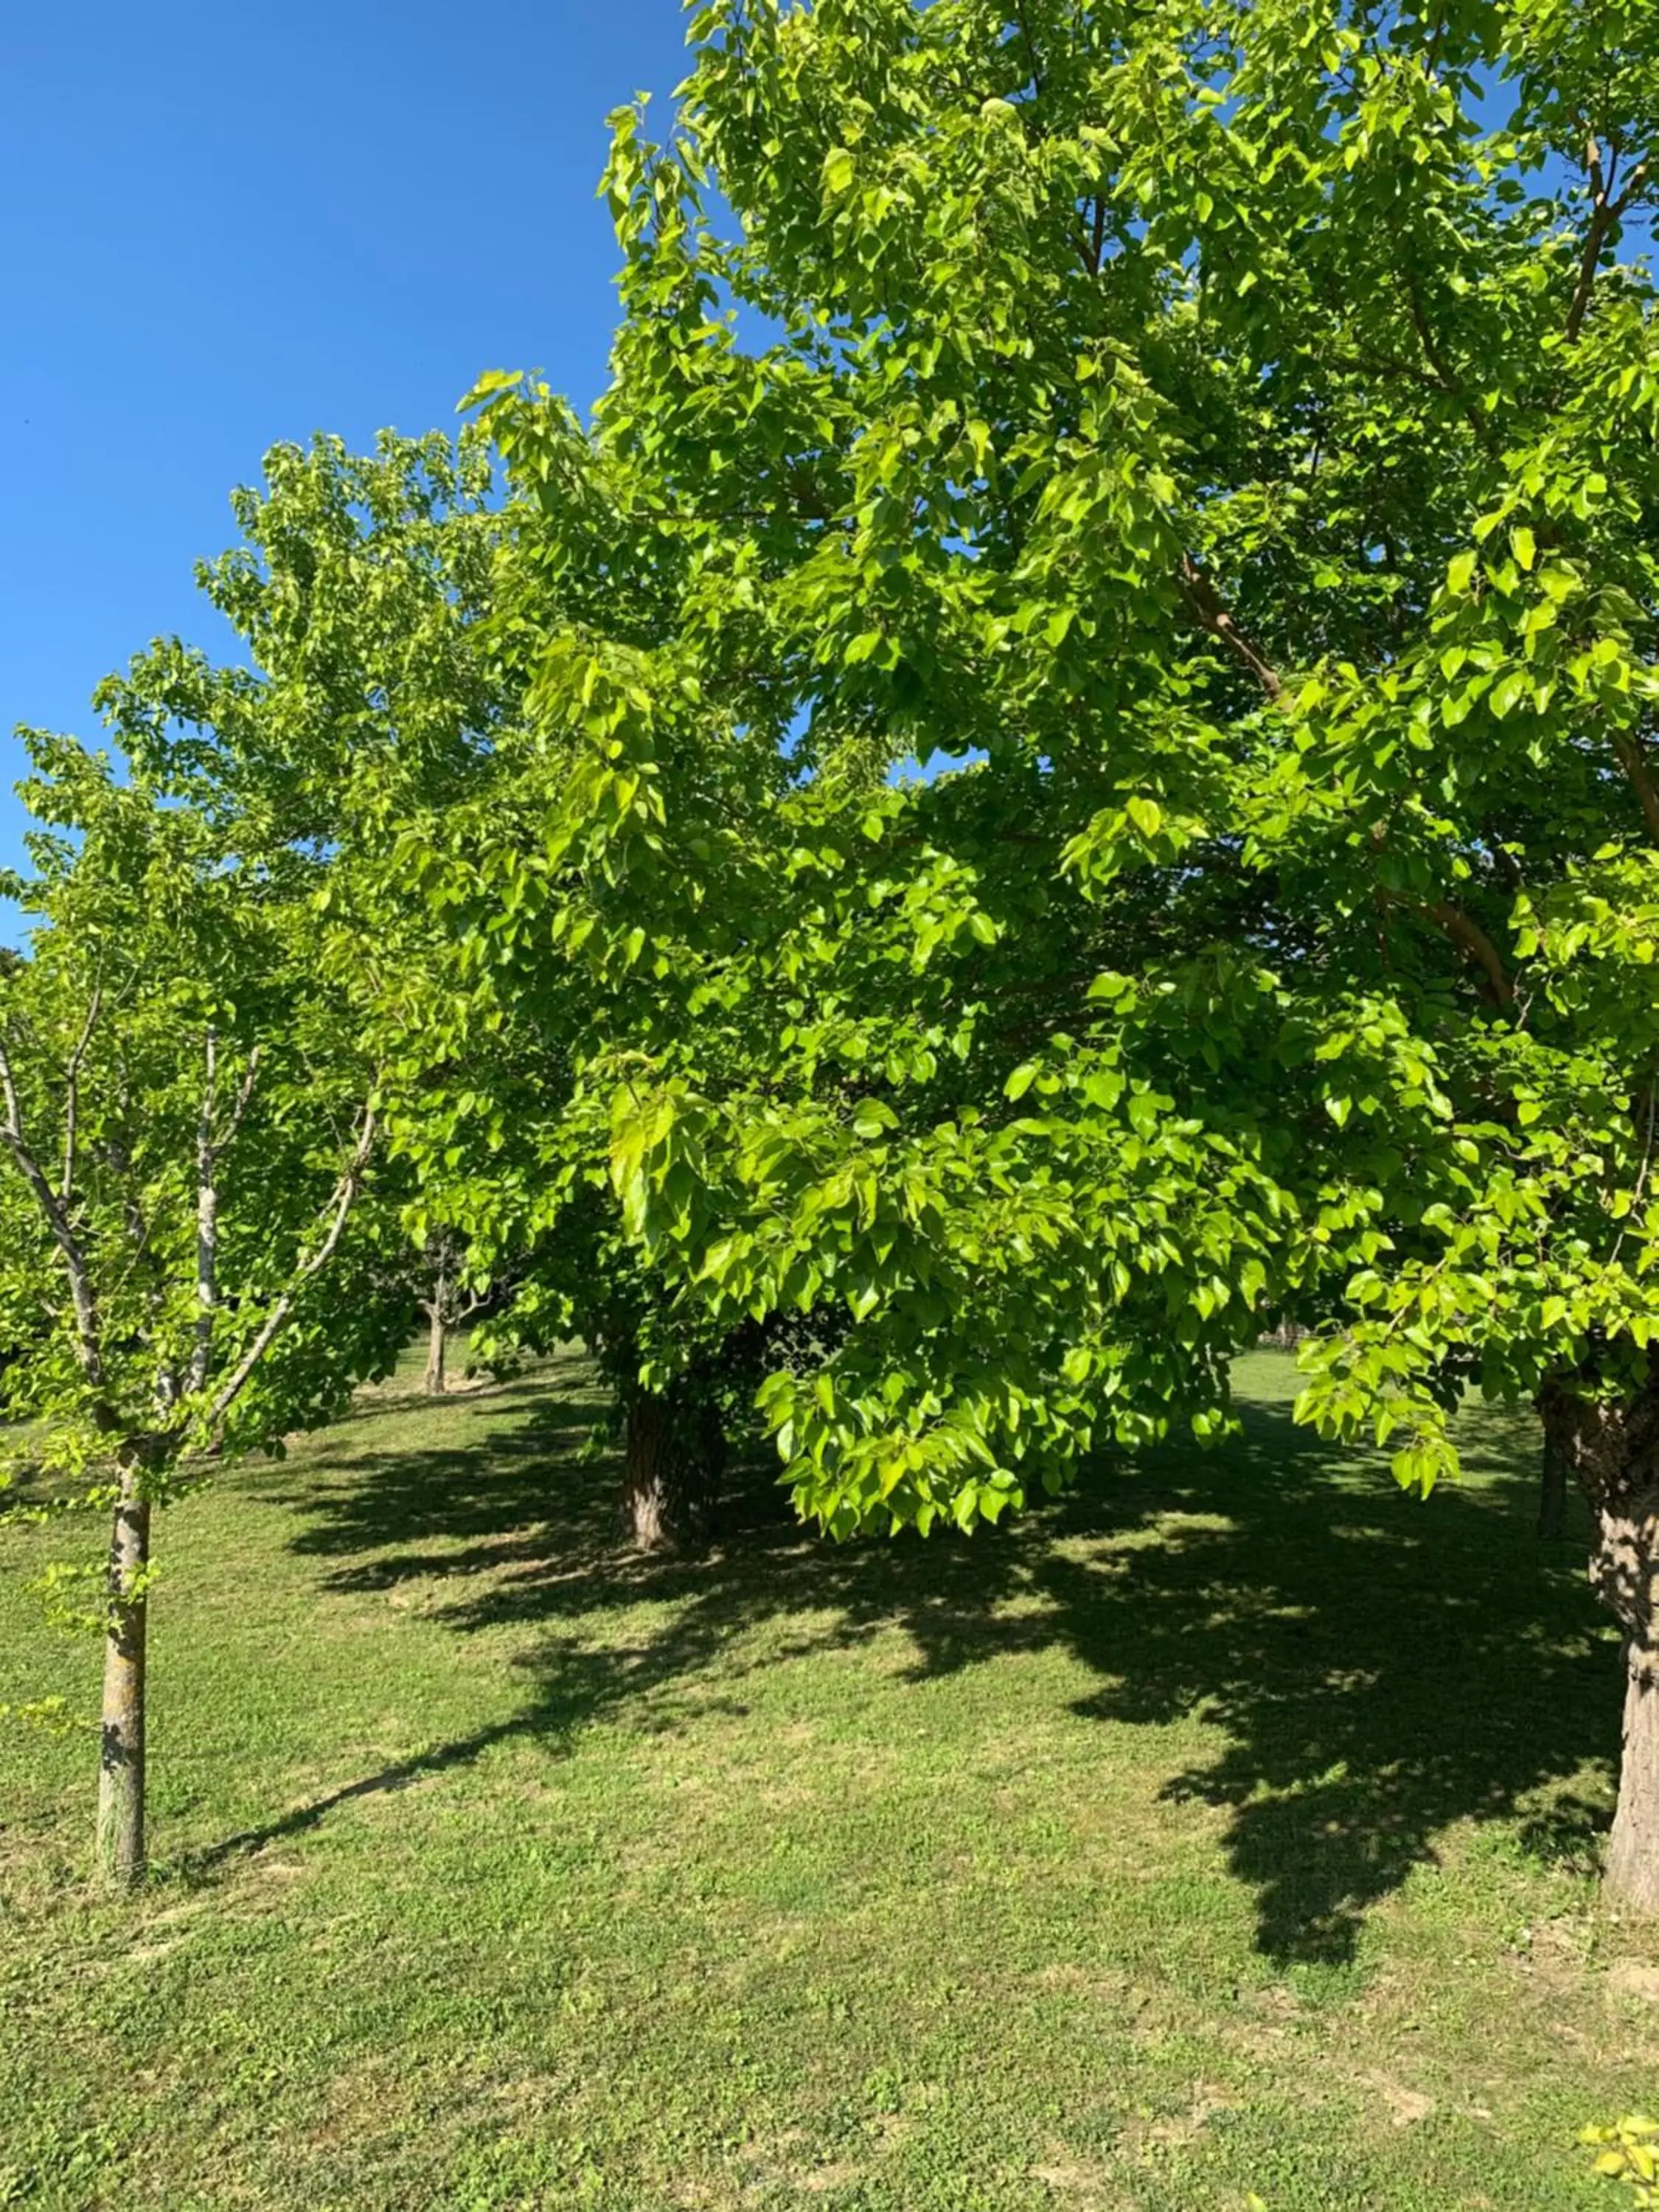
[1489, 671, 1528, 720]
[822, 146, 856, 198]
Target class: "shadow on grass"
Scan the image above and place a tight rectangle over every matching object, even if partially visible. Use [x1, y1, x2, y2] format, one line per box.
[185, 1720, 530, 1871]
[254, 1361, 1615, 1966]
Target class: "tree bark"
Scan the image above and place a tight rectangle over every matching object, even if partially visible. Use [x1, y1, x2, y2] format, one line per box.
[620, 1385, 724, 1552]
[94, 1463, 150, 1889]
[423, 1304, 447, 1396]
[1608, 1634, 1659, 1913]
[1545, 1377, 1659, 1911]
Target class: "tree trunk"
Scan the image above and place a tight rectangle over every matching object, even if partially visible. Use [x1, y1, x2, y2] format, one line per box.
[621, 1386, 724, 1552]
[94, 1464, 150, 1889]
[423, 1304, 447, 1396]
[1546, 1377, 1659, 1912]
[1608, 1635, 1659, 1913]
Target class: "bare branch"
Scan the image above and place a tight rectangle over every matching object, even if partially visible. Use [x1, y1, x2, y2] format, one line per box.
[1010, 0, 1045, 103]
[208, 1106, 378, 1425]
[183, 1040, 262, 1399]
[1566, 137, 1649, 344]
[186, 1030, 220, 1397]
[222, 1046, 262, 1146]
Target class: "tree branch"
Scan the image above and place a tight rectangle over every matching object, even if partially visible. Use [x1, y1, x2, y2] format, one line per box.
[185, 1039, 260, 1398]
[1402, 271, 1503, 460]
[1426, 900, 1515, 1011]
[208, 1105, 378, 1424]
[222, 1046, 262, 1147]
[1009, 0, 1045, 103]
[1176, 554, 1284, 700]
[187, 1030, 219, 1397]
[0, 1028, 105, 1382]
[1565, 138, 1649, 344]
[1613, 731, 1659, 848]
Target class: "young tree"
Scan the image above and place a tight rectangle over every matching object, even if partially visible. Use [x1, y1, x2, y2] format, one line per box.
[406, 1228, 493, 1395]
[439, 0, 1659, 1906]
[0, 743, 404, 1885]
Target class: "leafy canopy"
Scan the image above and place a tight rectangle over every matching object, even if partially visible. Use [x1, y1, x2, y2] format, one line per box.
[145, 1, 1659, 1537]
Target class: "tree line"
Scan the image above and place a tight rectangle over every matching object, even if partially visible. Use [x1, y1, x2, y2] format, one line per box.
[7, 0, 1659, 1916]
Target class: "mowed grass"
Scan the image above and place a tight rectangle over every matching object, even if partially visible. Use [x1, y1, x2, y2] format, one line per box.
[1, 1349, 1654, 2211]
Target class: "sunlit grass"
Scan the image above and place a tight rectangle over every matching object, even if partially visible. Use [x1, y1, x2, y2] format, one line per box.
[0, 1349, 1649, 2208]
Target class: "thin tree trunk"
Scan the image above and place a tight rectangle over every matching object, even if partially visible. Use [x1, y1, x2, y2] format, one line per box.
[621, 1387, 723, 1552]
[95, 1464, 150, 1889]
[1608, 1632, 1659, 1913]
[424, 1304, 448, 1396]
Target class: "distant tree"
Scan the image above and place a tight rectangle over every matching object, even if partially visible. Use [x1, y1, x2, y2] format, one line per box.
[406, 1226, 512, 1395]
[0, 742, 404, 1886]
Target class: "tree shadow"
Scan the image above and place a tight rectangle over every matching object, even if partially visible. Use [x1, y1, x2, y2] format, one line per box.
[181, 1719, 531, 1874]
[257, 1363, 1615, 1967]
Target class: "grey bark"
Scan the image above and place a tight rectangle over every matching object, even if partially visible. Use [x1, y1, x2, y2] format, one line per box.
[94, 1461, 150, 1888]
[423, 1302, 448, 1396]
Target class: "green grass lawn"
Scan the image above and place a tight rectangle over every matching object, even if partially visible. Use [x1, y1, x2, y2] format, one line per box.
[0, 1348, 1653, 2210]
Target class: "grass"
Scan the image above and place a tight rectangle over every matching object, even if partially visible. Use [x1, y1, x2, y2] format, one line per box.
[0, 1346, 1653, 2211]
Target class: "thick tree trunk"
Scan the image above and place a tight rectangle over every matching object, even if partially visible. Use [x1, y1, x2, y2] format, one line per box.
[1546, 1377, 1659, 1912]
[94, 1465, 150, 1889]
[621, 1386, 724, 1552]
[423, 1304, 447, 1396]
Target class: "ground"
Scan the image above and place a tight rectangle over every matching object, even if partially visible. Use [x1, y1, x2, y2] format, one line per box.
[0, 1349, 1652, 2210]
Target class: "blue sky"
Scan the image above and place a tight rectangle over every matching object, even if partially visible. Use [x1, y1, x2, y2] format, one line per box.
[1, 0, 695, 923]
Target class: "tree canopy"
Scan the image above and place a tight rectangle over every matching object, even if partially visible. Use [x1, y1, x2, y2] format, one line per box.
[400, 0, 1659, 1899]
[422, 0, 1659, 1517]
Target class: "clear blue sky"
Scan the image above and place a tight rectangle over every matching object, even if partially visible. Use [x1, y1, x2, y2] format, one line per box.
[0, 0, 695, 920]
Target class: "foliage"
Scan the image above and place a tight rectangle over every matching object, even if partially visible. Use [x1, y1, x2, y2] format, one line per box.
[408, 0, 1659, 1539]
[1583, 2115, 1659, 2205]
[0, 739, 406, 1705]
[116, 428, 806, 1457]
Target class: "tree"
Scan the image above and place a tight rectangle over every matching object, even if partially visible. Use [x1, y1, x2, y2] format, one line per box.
[0, 742, 404, 1885]
[426, 0, 1659, 1907]
[108, 430, 759, 1551]
[406, 1228, 495, 1395]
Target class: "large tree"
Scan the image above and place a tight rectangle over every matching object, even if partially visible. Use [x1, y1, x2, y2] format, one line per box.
[425, 0, 1659, 1908]
[0, 742, 405, 1885]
